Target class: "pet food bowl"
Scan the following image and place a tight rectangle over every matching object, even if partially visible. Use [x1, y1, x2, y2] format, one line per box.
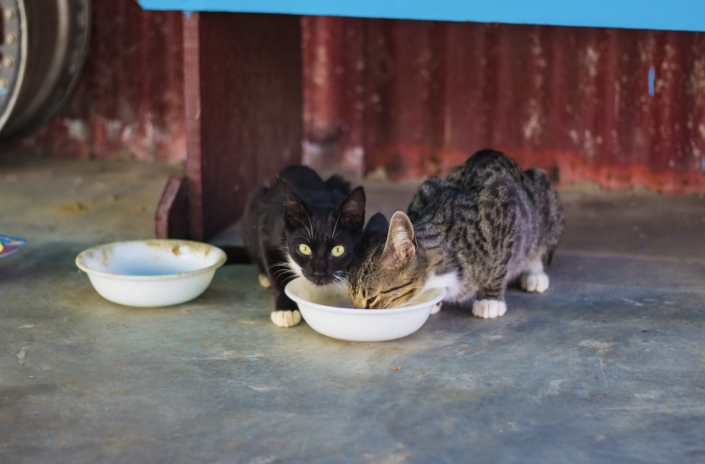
[285, 277, 446, 342]
[76, 239, 226, 307]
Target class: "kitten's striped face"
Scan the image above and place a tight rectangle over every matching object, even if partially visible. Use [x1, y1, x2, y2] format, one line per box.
[349, 267, 423, 309]
[348, 212, 425, 309]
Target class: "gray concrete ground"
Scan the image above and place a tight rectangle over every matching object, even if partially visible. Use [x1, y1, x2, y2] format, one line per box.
[1, 157, 705, 464]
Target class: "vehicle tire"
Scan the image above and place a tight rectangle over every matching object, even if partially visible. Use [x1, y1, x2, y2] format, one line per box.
[0, 0, 91, 140]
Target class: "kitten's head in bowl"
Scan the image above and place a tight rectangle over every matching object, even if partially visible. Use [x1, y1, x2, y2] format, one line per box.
[283, 182, 366, 286]
[348, 212, 429, 309]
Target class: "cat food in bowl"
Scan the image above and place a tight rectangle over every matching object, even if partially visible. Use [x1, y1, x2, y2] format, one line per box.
[285, 277, 446, 342]
[75, 239, 226, 307]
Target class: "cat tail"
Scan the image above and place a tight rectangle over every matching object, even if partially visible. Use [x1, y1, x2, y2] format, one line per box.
[324, 174, 351, 195]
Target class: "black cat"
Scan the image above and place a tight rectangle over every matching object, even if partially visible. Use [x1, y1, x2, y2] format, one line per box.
[242, 166, 366, 327]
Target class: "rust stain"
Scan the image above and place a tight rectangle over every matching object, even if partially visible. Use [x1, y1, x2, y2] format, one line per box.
[18, 0, 186, 162]
[84, 240, 219, 270]
[142, 239, 214, 257]
[99, 246, 115, 268]
[303, 17, 705, 193]
[17, 8, 704, 193]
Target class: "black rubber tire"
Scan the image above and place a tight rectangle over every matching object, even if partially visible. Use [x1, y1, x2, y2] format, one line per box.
[0, 0, 91, 140]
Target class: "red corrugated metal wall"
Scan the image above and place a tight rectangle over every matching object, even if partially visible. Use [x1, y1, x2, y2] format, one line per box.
[21, 0, 185, 162]
[18, 6, 705, 193]
[303, 17, 705, 193]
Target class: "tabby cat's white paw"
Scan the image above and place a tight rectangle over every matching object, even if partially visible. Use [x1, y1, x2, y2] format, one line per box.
[258, 274, 271, 288]
[271, 310, 302, 327]
[431, 302, 443, 315]
[472, 299, 507, 319]
[520, 271, 549, 293]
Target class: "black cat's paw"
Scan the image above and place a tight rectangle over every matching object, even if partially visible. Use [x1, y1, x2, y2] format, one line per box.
[271, 293, 300, 327]
[258, 274, 271, 288]
[271, 310, 302, 328]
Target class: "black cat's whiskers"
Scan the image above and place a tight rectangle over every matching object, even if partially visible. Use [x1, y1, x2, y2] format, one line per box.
[267, 263, 293, 274]
[266, 260, 299, 281]
[302, 206, 315, 239]
[331, 271, 348, 285]
[273, 270, 298, 281]
[290, 217, 313, 240]
[331, 210, 342, 240]
[271, 268, 298, 281]
[328, 271, 349, 294]
[292, 201, 315, 240]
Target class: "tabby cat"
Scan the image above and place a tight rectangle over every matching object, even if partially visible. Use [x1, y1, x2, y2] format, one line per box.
[243, 165, 366, 327]
[347, 149, 563, 318]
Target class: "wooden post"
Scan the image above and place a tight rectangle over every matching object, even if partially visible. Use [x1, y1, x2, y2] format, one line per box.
[155, 174, 188, 239]
[156, 11, 302, 261]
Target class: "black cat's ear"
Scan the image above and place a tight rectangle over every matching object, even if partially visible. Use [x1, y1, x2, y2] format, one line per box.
[363, 212, 389, 236]
[283, 181, 310, 229]
[335, 186, 366, 231]
[382, 211, 417, 268]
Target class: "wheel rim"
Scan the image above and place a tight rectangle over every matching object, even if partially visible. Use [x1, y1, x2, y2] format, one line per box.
[0, 0, 90, 140]
[0, 0, 28, 133]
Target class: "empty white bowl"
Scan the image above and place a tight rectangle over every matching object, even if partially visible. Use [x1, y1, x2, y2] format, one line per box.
[75, 239, 226, 307]
[285, 277, 446, 342]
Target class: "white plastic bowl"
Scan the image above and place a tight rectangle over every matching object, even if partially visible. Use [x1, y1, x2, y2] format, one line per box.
[75, 239, 226, 307]
[285, 277, 446, 342]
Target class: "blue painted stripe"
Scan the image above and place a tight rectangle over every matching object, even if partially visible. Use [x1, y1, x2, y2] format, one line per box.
[648, 67, 655, 96]
[139, 0, 705, 32]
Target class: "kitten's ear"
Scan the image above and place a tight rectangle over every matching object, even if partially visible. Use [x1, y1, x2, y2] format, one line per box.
[363, 212, 389, 236]
[283, 181, 310, 229]
[335, 186, 366, 231]
[382, 211, 417, 268]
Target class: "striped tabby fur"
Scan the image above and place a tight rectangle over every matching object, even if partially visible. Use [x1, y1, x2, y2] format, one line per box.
[347, 149, 564, 318]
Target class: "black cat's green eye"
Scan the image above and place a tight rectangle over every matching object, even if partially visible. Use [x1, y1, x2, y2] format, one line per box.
[331, 245, 345, 257]
[299, 244, 311, 255]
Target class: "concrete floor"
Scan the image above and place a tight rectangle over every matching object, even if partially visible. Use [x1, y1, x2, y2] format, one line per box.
[1, 157, 705, 463]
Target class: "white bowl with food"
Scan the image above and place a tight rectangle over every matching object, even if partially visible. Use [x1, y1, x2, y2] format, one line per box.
[285, 277, 446, 342]
[75, 239, 227, 307]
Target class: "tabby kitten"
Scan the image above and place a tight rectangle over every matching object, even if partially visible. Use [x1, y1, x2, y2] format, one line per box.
[242, 165, 366, 327]
[347, 149, 563, 318]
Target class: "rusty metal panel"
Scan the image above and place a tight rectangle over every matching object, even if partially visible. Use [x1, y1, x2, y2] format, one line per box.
[21, 0, 185, 162]
[184, 12, 302, 241]
[303, 17, 705, 193]
[302, 16, 367, 179]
